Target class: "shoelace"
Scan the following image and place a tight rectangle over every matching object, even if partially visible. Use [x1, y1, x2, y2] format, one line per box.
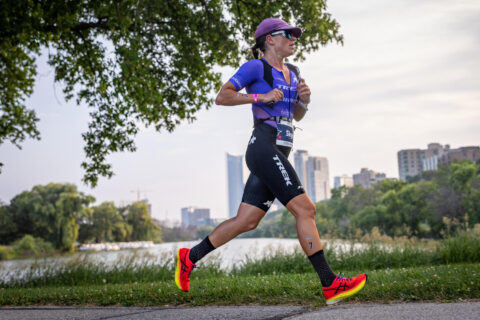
[337, 276, 352, 282]
[180, 253, 196, 280]
[336, 273, 352, 282]
[326, 275, 352, 294]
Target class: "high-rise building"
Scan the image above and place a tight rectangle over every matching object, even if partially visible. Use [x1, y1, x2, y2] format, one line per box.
[399, 143, 479, 180]
[306, 156, 331, 202]
[181, 207, 211, 227]
[334, 175, 354, 189]
[294, 150, 331, 202]
[422, 143, 449, 171]
[439, 146, 480, 166]
[397, 149, 425, 181]
[424, 143, 449, 159]
[353, 168, 387, 189]
[226, 153, 244, 219]
[294, 150, 309, 187]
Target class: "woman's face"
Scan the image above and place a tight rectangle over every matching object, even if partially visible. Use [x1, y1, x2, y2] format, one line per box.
[267, 30, 297, 57]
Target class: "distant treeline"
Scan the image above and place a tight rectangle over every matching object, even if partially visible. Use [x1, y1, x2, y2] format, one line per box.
[1, 161, 479, 254]
[0, 184, 162, 252]
[242, 160, 480, 239]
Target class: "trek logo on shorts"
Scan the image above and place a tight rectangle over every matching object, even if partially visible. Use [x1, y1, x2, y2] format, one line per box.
[273, 154, 293, 186]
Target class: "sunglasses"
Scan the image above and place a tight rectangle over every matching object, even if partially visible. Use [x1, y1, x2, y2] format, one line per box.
[270, 30, 295, 39]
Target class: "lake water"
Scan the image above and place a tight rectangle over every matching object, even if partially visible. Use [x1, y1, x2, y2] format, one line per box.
[0, 238, 364, 283]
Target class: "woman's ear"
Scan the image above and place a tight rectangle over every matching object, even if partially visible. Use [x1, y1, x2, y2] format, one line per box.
[265, 34, 274, 46]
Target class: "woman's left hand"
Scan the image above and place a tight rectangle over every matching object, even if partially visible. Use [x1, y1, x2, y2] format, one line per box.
[297, 78, 311, 104]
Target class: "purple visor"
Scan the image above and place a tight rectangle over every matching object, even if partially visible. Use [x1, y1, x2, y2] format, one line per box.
[255, 17, 302, 40]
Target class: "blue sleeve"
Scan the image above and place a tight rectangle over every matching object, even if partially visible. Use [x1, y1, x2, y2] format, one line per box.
[228, 60, 262, 91]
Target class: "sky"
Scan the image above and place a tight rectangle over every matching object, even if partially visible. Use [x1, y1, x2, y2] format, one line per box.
[1, 0, 479, 223]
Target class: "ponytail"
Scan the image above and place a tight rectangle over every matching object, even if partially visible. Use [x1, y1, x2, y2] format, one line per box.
[251, 35, 267, 59]
[251, 44, 259, 59]
[251, 44, 263, 59]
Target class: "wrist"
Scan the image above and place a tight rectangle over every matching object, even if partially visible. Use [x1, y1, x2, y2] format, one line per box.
[257, 94, 266, 103]
[297, 99, 309, 110]
[252, 93, 259, 103]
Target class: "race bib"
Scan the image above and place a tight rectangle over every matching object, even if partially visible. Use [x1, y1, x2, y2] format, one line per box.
[276, 119, 294, 147]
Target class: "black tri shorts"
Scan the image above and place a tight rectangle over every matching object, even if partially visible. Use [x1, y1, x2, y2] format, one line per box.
[242, 123, 306, 212]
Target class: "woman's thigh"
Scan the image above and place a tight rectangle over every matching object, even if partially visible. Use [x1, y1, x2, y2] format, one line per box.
[242, 173, 276, 212]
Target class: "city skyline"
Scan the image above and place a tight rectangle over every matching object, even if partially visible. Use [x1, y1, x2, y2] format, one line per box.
[294, 150, 331, 202]
[398, 143, 480, 181]
[1, 0, 479, 222]
[181, 206, 211, 228]
[168, 140, 480, 223]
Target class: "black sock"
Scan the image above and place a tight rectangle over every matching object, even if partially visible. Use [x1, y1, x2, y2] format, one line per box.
[308, 250, 337, 287]
[188, 236, 215, 264]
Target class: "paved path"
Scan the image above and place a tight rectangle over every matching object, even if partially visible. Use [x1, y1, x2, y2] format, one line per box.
[289, 301, 480, 319]
[1, 302, 479, 319]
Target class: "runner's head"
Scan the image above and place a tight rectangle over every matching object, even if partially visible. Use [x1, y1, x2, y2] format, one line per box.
[251, 17, 302, 59]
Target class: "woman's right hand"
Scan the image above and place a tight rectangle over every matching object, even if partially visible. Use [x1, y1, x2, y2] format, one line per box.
[260, 89, 284, 104]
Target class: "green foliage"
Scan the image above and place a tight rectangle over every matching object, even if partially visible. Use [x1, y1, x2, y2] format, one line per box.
[2, 263, 479, 306]
[11, 234, 55, 258]
[349, 162, 480, 238]
[249, 161, 480, 239]
[438, 225, 480, 263]
[161, 225, 197, 242]
[196, 225, 214, 239]
[0, 203, 17, 244]
[78, 202, 132, 243]
[0, 0, 343, 185]
[2, 184, 164, 254]
[279, 209, 297, 238]
[7, 183, 94, 251]
[2, 232, 479, 289]
[0, 245, 13, 260]
[0, 263, 478, 306]
[124, 202, 162, 242]
[239, 209, 285, 239]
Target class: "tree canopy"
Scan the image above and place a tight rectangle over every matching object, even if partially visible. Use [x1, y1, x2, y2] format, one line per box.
[0, 0, 343, 185]
[6, 183, 94, 251]
[1, 183, 163, 250]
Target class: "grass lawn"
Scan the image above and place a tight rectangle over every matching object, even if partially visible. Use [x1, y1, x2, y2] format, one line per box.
[1, 263, 479, 307]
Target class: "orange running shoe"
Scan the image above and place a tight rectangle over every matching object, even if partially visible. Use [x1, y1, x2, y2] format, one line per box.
[322, 273, 367, 305]
[175, 248, 195, 292]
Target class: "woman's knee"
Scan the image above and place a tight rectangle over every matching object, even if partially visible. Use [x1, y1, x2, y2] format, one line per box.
[235, 203, 265, 232]
[242, 219, 260, 232]
[299, 204, 316, 220]
[287, 194, 317, 220]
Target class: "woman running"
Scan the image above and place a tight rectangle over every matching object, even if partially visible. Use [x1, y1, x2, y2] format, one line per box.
[175, 17, 367, 305]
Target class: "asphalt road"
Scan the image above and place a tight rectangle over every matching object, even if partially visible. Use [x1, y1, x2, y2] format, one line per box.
[1, 301, 479, 319]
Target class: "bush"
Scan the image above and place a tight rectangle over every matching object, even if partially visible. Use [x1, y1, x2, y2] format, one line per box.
[0, 245, 12, 260]
[438, 224, 480, 263]
[11, 235, 55, 258]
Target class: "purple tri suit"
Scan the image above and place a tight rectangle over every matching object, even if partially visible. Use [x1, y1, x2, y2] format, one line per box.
[228, 58, 305, 212]
[229, 58, 299, 130]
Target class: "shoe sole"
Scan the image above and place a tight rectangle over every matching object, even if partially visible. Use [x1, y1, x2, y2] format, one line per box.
[326, 274, 368, 305]
[175, 249, 185, 291]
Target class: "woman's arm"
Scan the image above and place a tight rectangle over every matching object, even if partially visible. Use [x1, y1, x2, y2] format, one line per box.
[294, 103, 307, 121]
[215, 82, 254, 106]
[215, 82, 284, 106]
[293, 78, 311, 121]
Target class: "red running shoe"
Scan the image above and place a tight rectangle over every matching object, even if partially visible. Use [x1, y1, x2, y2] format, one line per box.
[175, 248, 195, 292]
[322, 273, 367, 305]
